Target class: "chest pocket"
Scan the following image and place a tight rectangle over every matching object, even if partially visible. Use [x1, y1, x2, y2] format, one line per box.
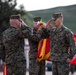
[52, 31, 65, 45]
[58, 32, 66, 46]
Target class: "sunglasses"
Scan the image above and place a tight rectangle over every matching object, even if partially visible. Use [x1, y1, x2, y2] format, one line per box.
[33, 17, 41, 22]
[18, 19, 23, 22]
[53, 18, 58, 21]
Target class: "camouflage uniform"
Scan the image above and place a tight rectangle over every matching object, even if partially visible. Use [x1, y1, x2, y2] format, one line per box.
[29, 28, 45, 75]
[42, 25, 75, 75]
[70, 44, 76, 74]
[0, 36, 5, 62]
[0, 26, 31, 75]
[0, 25, 45, 75]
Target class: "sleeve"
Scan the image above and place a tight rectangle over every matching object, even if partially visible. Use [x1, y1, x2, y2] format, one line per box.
[33, 28, 38, 34]
[0, 36, 5, 62]
[28, 28, 51, 42]
[17, 26, 32, 38]
[28, 28, 42, 42]
[65, 30, 75, 59]
[29, 32, 42, 42]
[18, 26, 44, 42]
[41, 28, 51, 38]
[17, 26, 51, 42]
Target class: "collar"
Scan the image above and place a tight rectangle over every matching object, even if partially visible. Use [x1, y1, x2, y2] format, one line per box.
[10, 26, 17, 29]
[55, 25, 65, 32]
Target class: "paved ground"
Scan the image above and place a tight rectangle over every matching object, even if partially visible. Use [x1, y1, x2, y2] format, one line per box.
[0, 71, 76, 75]
[0, 72, 3, 75]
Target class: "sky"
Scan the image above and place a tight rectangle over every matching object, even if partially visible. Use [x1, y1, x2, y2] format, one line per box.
[16, 0, 76, 11]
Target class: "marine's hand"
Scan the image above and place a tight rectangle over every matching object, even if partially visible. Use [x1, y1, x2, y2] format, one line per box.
[20, 19, 27, 26]
[46, 20, 52, 28]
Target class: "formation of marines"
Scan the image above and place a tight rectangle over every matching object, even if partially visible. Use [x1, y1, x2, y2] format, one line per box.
[0, 12, 76, 75]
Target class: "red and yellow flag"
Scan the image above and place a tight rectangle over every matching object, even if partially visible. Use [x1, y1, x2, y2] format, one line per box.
[36, 21, 52, 62]
[36, 38, 51, 62]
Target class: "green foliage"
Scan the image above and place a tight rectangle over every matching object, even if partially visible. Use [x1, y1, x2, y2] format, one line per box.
[0, 0, 27, 34]
[27, 5, 76, 33]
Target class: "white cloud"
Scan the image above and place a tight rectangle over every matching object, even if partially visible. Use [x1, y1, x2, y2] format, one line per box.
[16, 0, 76, 11]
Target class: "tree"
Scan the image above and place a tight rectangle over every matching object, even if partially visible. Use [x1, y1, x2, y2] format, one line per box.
[0, 0, 28, 34]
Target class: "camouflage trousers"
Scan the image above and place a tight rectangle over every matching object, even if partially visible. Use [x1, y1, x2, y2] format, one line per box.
[29, 58, 45, 75]
[70, 64, 75, 74]
[52, 61, 69, 75]
[6, 60, 26, 75]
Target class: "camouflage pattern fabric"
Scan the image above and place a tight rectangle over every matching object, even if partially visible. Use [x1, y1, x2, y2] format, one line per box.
[29, 28, 45, 75]
[0, 26, 31, 75]
[41, 25, 75, 75]
[0, 26, 45, 75]
[69, 45, 76, 74]
[45, 25, 75, 61]
[7, 60, 26, 75]
[29, 58, 45, 75]
[52, 61, 69, 75]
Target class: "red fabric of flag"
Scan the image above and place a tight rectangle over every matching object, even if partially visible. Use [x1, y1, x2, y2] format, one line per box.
[36, 38, 51, 62]
[74, 34, 76, 43]
[3, 62, 7, 75]
[70, 54, 76, 65]
[70, 34, 76, 64]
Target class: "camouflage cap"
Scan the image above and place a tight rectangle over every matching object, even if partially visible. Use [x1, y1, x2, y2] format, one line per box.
[33, 17, 42, 22]
[52, 12, 63, 21]
[10, 14, 21, 19]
